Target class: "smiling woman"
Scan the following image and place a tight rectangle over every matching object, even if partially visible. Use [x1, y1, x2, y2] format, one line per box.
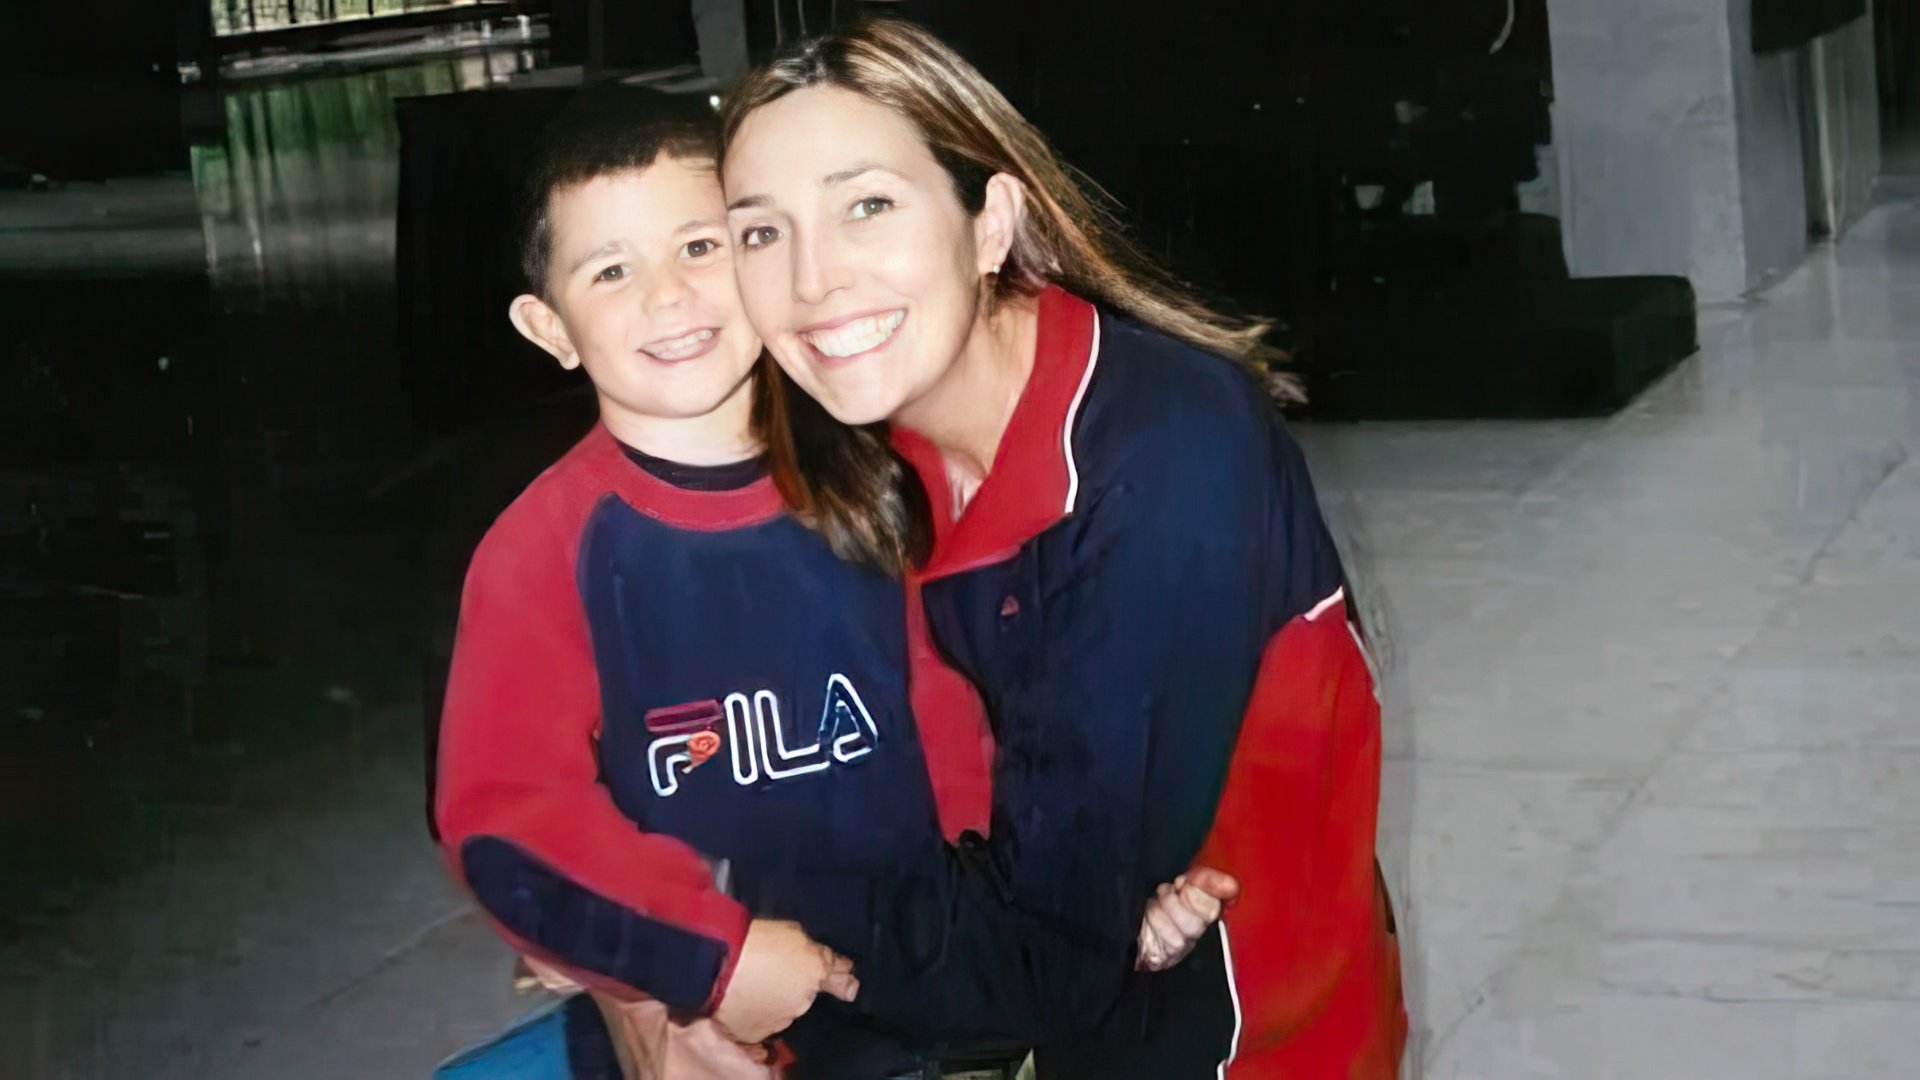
[718, 20, 1292, 513]
[725, 84, 1005, 451]
[720, 18, 1404, 1078]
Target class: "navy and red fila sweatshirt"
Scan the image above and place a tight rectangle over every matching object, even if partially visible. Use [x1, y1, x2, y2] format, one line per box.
[887, 287, 1407, 1077]
[431, 426, 1003, 1076]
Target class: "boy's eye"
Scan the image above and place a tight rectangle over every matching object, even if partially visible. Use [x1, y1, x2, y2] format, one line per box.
[684, 238, 719, 259]
[594, 264, 627, 283]
[740, 225, 780, 249]
[849, 196, 894, 220]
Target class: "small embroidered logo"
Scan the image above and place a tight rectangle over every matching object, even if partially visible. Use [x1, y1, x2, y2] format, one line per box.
[1000, 595, 1021, 617]
[686, 730, 721, 769]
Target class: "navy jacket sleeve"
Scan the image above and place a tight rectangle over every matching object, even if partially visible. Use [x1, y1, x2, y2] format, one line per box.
[991, 386, 1288, 1023]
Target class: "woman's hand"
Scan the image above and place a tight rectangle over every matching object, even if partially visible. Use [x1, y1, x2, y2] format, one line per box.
[1136, 867, 1241, 972]
[713, 919, 859, 1043]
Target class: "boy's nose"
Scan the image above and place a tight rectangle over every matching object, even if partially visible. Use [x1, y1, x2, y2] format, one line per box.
[642, 270, 695, 313]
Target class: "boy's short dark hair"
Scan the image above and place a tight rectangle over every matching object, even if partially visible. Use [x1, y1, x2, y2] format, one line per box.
[516, 87, 720, 297]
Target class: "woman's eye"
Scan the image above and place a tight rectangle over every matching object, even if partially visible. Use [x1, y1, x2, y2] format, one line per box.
[684, 238, 719, 258]
[740, 225, 779, 249]
[849, 196, 894, 220]
[594, 264, 627, 283]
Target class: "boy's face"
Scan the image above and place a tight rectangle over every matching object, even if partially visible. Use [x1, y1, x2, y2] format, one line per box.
[511, 157, 759, 427]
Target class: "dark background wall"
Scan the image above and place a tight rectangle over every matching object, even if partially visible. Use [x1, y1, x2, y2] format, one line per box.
[887, 0, 1662, 419]
[892, 0, 1553, 323]
[1882, 0, 1920, 128]
[1752, 0, 1868, 52]
[0, 2, 195, 177]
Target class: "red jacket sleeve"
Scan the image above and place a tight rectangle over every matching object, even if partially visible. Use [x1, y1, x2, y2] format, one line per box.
[1195, 592, 1404, 1076]
[433, 492, 750, 1014]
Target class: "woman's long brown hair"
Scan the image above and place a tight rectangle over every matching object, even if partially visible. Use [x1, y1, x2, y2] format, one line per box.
[749, 364, 930, 576]
[720, 15, 1298, 400]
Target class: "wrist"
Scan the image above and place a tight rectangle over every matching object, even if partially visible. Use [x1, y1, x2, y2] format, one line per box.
[701, 906, 755, 1015]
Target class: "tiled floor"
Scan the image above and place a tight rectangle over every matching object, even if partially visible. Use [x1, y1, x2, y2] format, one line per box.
[1297, 177, 1920, 1077]
[8, 105, 1920, 1076]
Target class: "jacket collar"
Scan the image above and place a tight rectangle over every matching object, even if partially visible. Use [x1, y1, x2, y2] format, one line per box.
[580, 424, 786, 531]
[896, 285, 1102, 582]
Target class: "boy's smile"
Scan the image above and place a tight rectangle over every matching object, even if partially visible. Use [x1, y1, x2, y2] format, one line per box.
[640, 326, 723, 363]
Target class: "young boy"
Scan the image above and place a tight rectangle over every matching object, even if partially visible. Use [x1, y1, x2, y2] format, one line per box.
[432, 88, 1232, 1079]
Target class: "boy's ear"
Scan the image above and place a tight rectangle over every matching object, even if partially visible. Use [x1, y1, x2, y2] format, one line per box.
[509, 293, 581, 370]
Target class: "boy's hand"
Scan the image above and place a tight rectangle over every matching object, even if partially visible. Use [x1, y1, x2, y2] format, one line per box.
[520, 954, 586, 996]
[590, 991, 788, 1079]
[1136, 867, 1241, 972]
[714, 919, 858, 1044]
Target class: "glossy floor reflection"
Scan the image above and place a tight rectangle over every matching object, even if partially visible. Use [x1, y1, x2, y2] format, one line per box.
[1299, 179, 1920, 1077]
[1, 44, 550, 1080]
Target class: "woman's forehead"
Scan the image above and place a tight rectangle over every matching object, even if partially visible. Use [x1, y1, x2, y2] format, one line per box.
[724, 86, 935, 191]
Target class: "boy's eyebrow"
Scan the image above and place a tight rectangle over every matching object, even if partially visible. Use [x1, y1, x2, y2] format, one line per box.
[726, 194, 770, 212]
[675, 217, 725, 234]
[567, 241, 624, 274]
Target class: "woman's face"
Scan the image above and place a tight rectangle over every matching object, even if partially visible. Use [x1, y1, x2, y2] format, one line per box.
[724, 85, 991, 426]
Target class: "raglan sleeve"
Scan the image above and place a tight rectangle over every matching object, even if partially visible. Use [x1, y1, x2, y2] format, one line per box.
[432, 507, 751, 1015]
[1191, 410, 1396, 1069]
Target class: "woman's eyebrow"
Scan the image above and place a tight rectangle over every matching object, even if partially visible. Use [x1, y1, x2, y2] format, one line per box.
[727, 161, 904, 211]
[822, 161, 891, 187]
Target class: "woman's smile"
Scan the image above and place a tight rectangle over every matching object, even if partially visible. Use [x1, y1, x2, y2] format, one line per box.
[798, 308, 907, 363]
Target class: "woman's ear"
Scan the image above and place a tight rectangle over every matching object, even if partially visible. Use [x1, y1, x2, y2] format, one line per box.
[508, 293, 581, 371]
[973, 172, 1027, 276]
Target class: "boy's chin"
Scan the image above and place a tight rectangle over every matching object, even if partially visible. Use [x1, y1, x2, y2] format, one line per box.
[600, 366, 754, 417]
[613, 384, 752, 423]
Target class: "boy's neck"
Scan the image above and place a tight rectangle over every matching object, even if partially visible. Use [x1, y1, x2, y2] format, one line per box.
[599, 373, 761, 466]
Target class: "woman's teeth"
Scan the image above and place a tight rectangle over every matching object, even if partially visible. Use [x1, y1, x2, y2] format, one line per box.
[644, 329, 715, 360]
[802, 311, 905, 358]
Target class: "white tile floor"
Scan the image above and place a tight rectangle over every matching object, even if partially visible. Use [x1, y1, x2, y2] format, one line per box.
[8, 185, 1919, 1079]
[1299, 179, 1920, 1077]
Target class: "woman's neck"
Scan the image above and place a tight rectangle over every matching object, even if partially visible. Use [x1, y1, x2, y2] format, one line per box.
[600, 373, 761, 466]
[893, 294, 1041, 511]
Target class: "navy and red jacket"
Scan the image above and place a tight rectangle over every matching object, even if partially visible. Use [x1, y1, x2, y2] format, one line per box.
[892, 287, 1407, 1077]
[431, 427, 1002, 1076]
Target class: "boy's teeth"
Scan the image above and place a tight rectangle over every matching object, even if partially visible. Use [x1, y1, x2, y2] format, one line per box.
[645, 329, 715, 359]
[803, 311, 904, 358]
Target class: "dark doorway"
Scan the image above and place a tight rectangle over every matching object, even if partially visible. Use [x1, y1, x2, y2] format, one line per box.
[1879, 0, 1920, 171]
